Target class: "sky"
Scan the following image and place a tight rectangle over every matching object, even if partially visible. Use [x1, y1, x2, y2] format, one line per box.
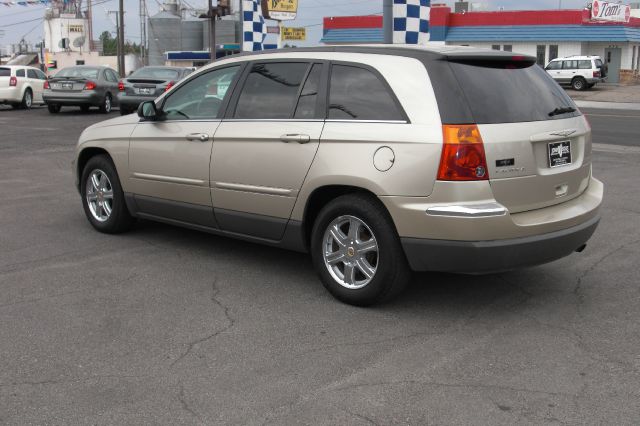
[0, 0, 589, 48]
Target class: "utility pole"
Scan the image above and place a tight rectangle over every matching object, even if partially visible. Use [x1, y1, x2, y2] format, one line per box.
[87, 0, 94, 50]
[139, 0, 147, 65]
[383, 0, 392, 44]
[209, 0, 216, 61]
[118, 0, 125, 76]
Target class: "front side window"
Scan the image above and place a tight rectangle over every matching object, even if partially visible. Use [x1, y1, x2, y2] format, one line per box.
[549, 45, 559, 61]
[234, 62, 309, 119]
[546, 61, 562, 70]
[328, 65, 404, 121]
[162, 65, 240, 120]
[16, 69, 25, 77]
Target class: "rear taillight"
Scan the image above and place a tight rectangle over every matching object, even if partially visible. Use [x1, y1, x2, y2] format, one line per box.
[593, 70, 601, 78]
[43, 80, 50, 89]
[118, 81, 125, 91]
[83, 81, 97, 90]
[164, 81, 175, 92]
[9, 76, 17, 86]
[437, 124, 489, 181]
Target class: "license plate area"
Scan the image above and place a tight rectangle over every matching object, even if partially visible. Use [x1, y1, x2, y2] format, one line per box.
[61, 82, 73, 90]
[136, 87, 154, 95]
[548, 140, 572, 168]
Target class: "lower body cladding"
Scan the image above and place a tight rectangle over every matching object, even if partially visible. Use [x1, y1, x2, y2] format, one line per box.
[383, 177, 603, 274]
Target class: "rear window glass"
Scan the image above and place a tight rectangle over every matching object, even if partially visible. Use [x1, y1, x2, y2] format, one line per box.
[130, 67, 180, 80]
[595, 59, 603, 67]
[54, 67, 100, 79]
[0, 68, 10, 77]
[448, 61, 579, 124]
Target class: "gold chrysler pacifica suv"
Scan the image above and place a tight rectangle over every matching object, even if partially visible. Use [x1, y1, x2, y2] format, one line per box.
[73, 46, 603, 306]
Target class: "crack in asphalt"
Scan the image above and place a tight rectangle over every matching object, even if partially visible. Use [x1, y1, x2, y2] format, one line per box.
[177, 384, 204, 424]
[573, 238, 640, 302]
[0, 374, 149, 389]
[169, 275, 235, 368]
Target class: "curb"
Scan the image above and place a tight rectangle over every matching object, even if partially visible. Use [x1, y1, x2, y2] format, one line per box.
[574, 100, 640, 110]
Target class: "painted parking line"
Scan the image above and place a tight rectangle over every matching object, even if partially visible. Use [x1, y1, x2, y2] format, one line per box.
[592, 143, 640, 154]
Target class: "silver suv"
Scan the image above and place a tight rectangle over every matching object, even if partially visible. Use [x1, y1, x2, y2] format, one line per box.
[73, 46, 603, 306]
[545, 55, 607, 91]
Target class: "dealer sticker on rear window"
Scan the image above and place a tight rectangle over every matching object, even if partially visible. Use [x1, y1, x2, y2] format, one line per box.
[548, 141, 572, 168]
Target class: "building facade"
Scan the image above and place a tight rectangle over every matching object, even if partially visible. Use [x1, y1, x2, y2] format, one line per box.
[321, 5, 640, 84]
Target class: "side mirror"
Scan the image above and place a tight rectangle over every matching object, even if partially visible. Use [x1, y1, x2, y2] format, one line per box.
[138, 100, 161, 121]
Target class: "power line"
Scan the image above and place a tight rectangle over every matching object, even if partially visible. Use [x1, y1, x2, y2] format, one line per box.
[0, 16, 42, 28]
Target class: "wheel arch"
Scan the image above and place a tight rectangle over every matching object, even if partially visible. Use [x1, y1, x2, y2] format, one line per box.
[301, 184, 396, 250]
[76, 147, 114, 191]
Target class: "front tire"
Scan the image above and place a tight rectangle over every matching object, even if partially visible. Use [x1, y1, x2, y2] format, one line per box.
[80, 155, 134, 234]
[310, 193, 410, 306]
[99, 93, 112, 113]
[572, 77, 587, 91]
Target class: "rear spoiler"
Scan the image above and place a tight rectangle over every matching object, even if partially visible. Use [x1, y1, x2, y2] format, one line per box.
[441, 51, 537, 67]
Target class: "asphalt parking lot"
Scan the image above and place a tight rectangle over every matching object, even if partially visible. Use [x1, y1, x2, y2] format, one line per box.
[1, 105, 639, 425]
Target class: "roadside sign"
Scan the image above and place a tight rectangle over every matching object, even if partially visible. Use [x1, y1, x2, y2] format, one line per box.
[262, 0, 298, 21]
[267, 26, 280, 34]
[281, 27, 305, 41]
[591, 0, 631, 23]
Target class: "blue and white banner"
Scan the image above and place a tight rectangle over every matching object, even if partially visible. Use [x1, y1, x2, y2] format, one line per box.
[242, 0, 267, 51]
[393, 0, 430, 45]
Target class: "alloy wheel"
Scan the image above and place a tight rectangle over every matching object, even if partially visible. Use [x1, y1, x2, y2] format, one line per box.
[86, 169, 114, 222]
[322, 215, 379, 289]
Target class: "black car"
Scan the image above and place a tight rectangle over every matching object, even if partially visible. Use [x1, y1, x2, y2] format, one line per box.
[43, 66, 120, 114]
[117, 66, 192, 115]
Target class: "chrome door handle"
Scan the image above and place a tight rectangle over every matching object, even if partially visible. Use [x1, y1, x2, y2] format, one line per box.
[280, 134, 311, 144]
[186, 133, 209, 142]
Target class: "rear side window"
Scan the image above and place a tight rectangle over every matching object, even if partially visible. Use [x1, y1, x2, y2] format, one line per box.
[328, 65, 404, 121]
[235, 62, 309, 119]
[562, 60, 578, 70]
[16, 69, 25, 77]
[578, 60, 592, 69]
[0, 68, 10, 77]
[446, 60, 579, 124]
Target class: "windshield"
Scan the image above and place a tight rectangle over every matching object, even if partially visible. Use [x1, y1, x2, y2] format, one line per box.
[54, 67, 100, 79]
[448, 61, 579, 124]
[130, 67, 180, 80]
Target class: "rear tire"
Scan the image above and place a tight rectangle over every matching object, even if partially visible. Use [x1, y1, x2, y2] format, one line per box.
[310, 193, 410, 306]
[80, 154, 134, 234]
[571, 77, 587, 91]
[20, 89, 33, 109]
[99, 93, 112, 114]
[47, 104, 61, 113]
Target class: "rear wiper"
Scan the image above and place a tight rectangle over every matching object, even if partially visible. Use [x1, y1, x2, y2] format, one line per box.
[548, 106, 576, 117]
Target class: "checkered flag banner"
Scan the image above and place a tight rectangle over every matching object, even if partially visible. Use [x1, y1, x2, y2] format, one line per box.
[242, 0, 267, 52]
[393, 0, 431, 44]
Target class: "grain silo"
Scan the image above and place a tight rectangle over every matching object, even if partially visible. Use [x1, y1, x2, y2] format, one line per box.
[147, 5, 181, 66]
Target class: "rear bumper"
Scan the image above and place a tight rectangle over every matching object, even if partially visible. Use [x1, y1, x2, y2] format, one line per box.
[0, 87, 21, 103]
[402, 215, 600, 273]
[117, 94, 156, 108]
[43, 91, 102, 106]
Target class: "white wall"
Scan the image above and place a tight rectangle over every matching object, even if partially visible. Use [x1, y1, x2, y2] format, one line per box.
[44, 17, 90, 53]
[445, 41, 583, 64]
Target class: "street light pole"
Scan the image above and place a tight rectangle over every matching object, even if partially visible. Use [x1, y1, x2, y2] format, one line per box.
[209, 0, 216, 62]
[383, 0, 393, 44]
[118, 0, 125, 76]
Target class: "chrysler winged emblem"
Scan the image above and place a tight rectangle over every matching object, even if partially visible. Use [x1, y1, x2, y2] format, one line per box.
[550, 130, 577, 137]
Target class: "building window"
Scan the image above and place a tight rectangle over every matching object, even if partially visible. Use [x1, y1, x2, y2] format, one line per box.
[76, 60, 85, 65]
[503, 45, 512, 52]
[491, 45, 500, 50]
[549, 45, 559, 61]
[536, 45, 546, 66]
